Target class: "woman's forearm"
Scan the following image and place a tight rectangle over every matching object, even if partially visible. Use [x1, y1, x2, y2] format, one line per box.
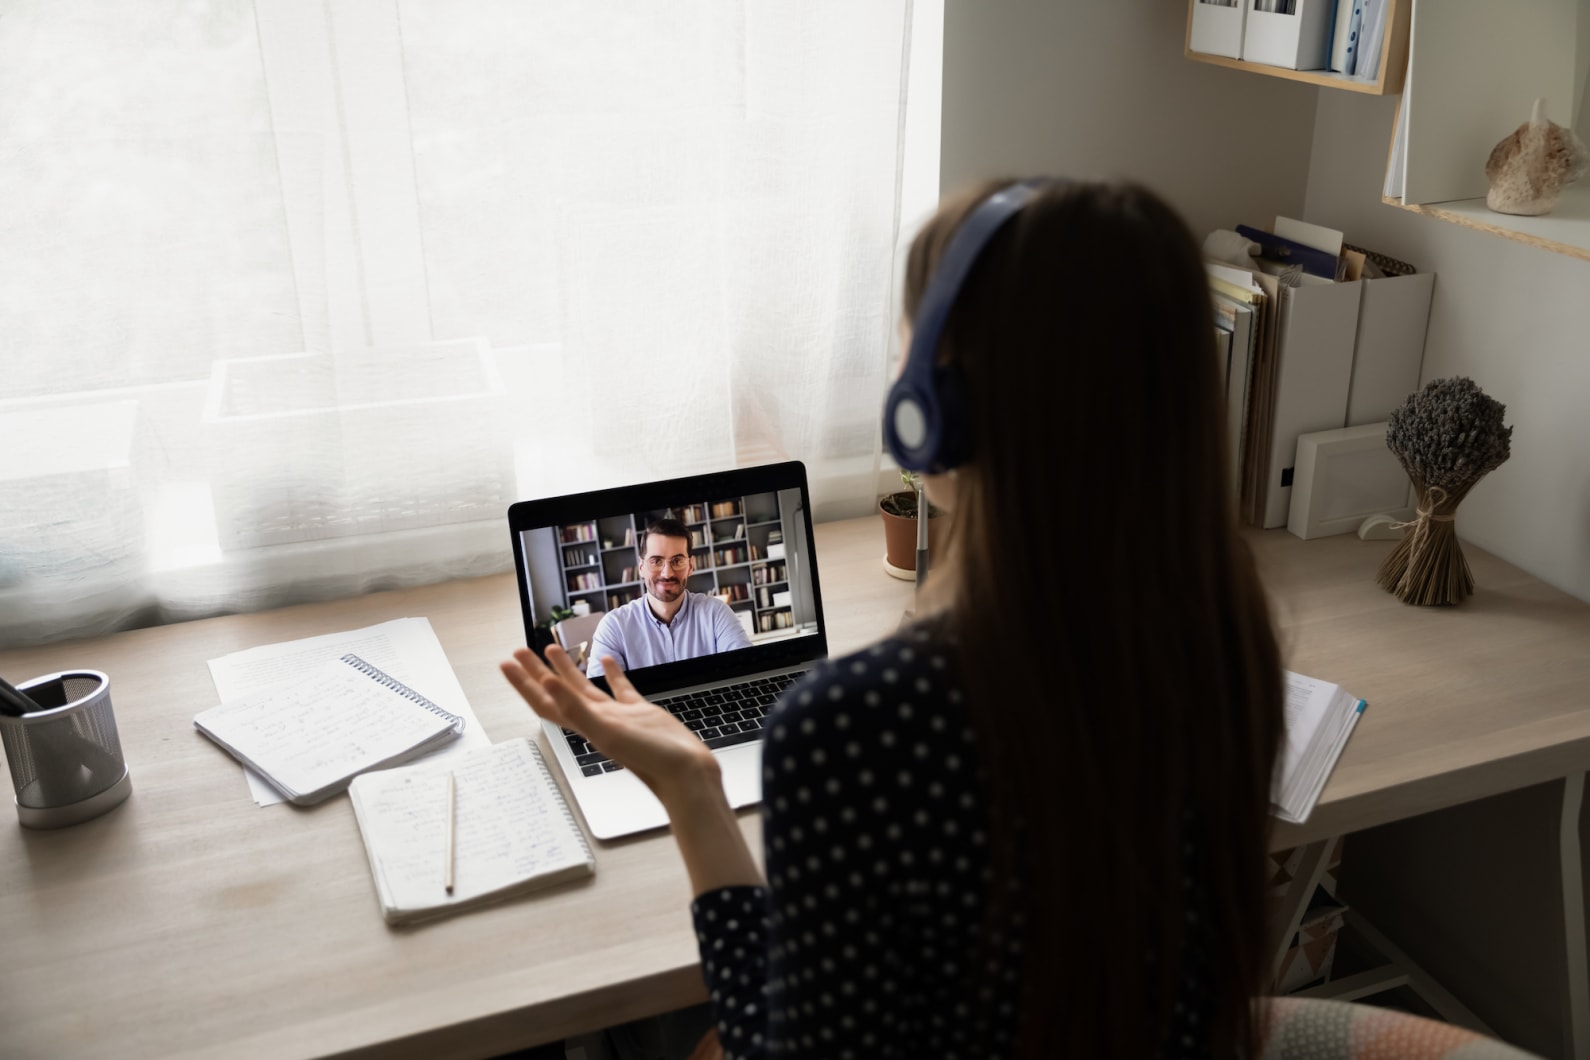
[661, 765, 765, 896]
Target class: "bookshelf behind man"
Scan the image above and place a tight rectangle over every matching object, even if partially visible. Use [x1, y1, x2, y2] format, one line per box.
[554, 490, 797, 638]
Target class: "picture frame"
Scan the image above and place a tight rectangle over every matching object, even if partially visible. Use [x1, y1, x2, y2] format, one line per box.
[1286, 422, 1413, 539]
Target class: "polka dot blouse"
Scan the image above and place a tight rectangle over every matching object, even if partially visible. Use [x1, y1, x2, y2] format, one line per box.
[688, 625, 1215, 1058]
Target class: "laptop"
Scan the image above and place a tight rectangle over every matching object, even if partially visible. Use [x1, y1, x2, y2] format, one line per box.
[507, 460, 829, 839]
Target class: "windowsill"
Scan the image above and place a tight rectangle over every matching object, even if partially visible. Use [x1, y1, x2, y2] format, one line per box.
[0, 484, 513, 649]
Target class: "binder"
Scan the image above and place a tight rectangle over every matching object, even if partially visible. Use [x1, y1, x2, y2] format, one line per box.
[1243, 0, 1334, 71]
[1345, 272, 1434, 426]
[1237, 224, 1341, 280]
[1188, 0, 1246, 60]
[1259, 277, 1363, 528]
[1212, 294, 1257, 491]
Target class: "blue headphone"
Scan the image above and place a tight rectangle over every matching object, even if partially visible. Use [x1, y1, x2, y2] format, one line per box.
[883, 179, 1053, 473]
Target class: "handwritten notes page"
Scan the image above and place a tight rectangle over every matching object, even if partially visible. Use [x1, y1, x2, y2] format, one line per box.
[349, 737, 596, 925]
[194, 655, 462, 805]
[206, 617, 491, 805]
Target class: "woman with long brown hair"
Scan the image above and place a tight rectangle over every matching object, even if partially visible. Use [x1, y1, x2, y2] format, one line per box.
[503, 177, 1284, 1057]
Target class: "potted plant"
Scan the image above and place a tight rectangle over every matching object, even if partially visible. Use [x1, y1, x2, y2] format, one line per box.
[879, 469, 944, 579]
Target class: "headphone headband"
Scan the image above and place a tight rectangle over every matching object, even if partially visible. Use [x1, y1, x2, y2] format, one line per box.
[883, 179, 1053, 473]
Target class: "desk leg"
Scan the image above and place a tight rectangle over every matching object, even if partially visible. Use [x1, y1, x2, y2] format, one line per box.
[1561, 773, 1588, 1060]
[1270, 838, 1336, 983]
[1271, 836, 1494, 1038]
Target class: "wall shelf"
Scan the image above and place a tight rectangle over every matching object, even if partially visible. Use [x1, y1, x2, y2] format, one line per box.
[1381, 184, 1590, 264]
[1185, 0, 1410, 97]
[1377, 1, 1590, 264]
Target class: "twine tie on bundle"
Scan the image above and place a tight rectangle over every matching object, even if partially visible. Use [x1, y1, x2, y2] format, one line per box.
[1386, 487, 1456, 594]
[1388, 487, 1458, 530]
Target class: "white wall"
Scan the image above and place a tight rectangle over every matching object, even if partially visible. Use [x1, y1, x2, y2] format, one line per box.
[1304, 91, 1590, 603]
[942, 1, 1590, 604]
[941, 1, 1318, 243]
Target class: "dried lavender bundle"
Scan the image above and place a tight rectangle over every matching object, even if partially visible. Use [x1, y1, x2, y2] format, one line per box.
[1377, 377, 1512, 605]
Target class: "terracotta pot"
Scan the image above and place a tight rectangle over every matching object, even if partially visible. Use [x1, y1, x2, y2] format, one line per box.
[879, 493, 944, 575]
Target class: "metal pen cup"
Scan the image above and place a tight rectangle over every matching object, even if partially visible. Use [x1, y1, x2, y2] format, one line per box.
[0, 670, 133, 828]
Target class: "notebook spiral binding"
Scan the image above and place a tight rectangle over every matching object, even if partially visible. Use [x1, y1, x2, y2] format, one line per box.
[527, 740, 596, 860]
[339, 654, 466, 734]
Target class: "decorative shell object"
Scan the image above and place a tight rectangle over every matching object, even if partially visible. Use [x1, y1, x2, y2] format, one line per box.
[1485, 97, 1589, 216]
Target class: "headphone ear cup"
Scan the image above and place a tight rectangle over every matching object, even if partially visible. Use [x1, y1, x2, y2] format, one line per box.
[883, 372, 940, 472]
[929, 362, 969, 472]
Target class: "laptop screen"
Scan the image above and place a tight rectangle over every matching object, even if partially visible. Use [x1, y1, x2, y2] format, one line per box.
[508, 461, 827, 697]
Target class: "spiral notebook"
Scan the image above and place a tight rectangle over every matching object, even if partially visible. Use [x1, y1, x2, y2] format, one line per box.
[193, 653, 465, 806]
[349, 737, 595, 925]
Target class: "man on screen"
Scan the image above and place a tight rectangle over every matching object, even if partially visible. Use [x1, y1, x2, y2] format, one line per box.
[584, 517, 753, 679]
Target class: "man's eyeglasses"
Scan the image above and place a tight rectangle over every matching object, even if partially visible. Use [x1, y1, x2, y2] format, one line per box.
[643, 555, 690, 572]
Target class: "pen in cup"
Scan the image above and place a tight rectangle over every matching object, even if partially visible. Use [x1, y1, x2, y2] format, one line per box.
[444, 771, 457, 895]
[0, 675, 44, 718]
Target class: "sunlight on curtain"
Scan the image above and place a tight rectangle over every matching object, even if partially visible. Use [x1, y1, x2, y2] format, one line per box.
[0, 0, 940, 647]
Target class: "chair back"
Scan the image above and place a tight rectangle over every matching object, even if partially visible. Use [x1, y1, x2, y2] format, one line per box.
[1259, 998, 1542, 1060]
[552, 612, 606, 670]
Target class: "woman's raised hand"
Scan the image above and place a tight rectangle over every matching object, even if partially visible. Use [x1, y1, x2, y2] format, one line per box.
[500, 645, 720, 808]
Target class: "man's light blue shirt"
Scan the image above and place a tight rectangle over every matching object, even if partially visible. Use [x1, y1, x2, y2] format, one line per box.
[585, 591, 753, 678]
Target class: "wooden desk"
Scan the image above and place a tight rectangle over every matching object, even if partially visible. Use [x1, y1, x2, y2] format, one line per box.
[1250, 529, 1590, 851]
[2, 520, 1587, 1058]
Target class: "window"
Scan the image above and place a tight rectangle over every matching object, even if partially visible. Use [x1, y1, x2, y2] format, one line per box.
[0, 0, 941, 646]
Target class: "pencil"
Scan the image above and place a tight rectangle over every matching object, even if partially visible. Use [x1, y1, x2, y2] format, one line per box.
[444, 771, 457, 895]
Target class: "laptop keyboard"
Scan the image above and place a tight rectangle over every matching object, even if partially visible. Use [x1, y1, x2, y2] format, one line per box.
[564, 670, 810, 777]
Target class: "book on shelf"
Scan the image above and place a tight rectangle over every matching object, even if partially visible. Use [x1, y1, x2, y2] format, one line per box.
[1352, 0, 1387, 81]
[349, 737, 595, 925]
[1274, 670, 1367, 825]
[1206, 261, 1264, 305]
[1207, 262, 1272, 525]
[756, 608, 793, 632]
[193, 653, 466, 806]
[1330, 0, 1361, 73]
[1212, 293, 1256, 492]
[1213, 324, 1232, 415]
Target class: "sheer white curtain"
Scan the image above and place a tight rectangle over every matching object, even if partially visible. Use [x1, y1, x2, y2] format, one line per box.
[0, 0, 940, 647]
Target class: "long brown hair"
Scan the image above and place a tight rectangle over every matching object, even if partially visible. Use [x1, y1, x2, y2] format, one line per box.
[904, 179, 1284, 1057]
